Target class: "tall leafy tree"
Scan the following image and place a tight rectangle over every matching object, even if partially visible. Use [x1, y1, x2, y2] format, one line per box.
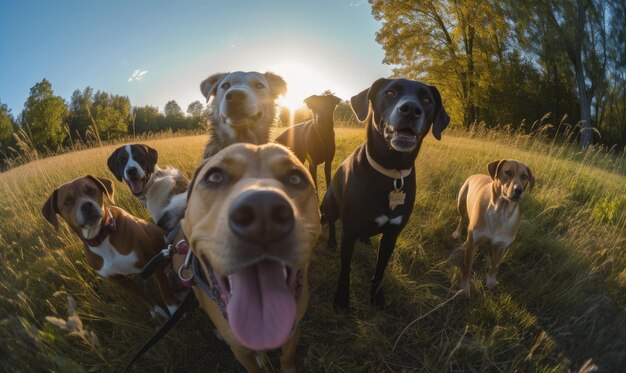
[370, 0, 510, 127]
[89, 91, 130, 140]
[67, 87, 94, 139]
[164, 100, 183, 118]
[186, 100, 204, 117]
[0, 101, 14, 146]
[21, 79, 68, 152]
[133, 105, 163, 133]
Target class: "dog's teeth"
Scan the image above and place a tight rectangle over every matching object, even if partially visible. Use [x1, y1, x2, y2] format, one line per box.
[283, 267, 288, 279]
[228, 276, 233, 292]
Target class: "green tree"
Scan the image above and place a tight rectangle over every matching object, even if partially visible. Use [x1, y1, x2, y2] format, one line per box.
[0, 101, 14, 146]
[89, 91, 130, 140]
[21, 79, 68, 152]
[67, 87, 94, 140]
[371, 0, 510, 127]
[164, 100, 183, 118]
[186, 100, 204, 117]
[133, 105, 163, 133]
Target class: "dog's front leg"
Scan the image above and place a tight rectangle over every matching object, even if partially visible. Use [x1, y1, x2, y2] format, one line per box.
[486, 244, 507, 289]
[324, 161, 332, 189]
[370, 230, 400, 308]
[279, 326, 300, 373]
[229, 344, 262, 373]
[333, 232, 357, 310]
[460, 234, 476, 298]
[152, 266, 180, 315]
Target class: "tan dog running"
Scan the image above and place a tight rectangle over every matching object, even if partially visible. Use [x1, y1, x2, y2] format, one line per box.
[42, 175, 179, 317]
[452, 160, 535, 298]
[181, 143, 321, 372]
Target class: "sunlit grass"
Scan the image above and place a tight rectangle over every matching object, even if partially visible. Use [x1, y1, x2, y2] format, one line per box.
[0, 127, 624, 372]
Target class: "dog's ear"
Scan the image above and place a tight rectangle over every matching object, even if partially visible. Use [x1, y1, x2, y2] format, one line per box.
[428, 85, 450, 140]
[200, 73, 228, 102]
[526, 165, 535, 192]
[304, 95, 323, 112]
[42, 189, 59, 231]
[350, 78, 389, 122]
[143, 144, 158, 174]
[329, 94, 342, 107]
[107, 147, 125, 181]
[488, 160, 507, 180]
[86, 175, 115, 204]
[265, 72, 287, 98]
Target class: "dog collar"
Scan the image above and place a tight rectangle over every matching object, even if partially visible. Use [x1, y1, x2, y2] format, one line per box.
[84, 210, 116, 247]
[365, 146, 412, 179]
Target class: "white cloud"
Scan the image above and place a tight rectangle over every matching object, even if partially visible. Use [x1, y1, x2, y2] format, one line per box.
[128, 69, 148, 82]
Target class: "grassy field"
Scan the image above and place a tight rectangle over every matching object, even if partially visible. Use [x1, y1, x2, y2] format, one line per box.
[0, 127, 624, 372]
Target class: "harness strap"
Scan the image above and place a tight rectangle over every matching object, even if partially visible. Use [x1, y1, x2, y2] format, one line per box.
[122, 289, 197, 372]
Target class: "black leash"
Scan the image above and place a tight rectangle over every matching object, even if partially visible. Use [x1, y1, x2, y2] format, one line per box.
[122, 289, 197, 372]
[138, 226, 182, 279]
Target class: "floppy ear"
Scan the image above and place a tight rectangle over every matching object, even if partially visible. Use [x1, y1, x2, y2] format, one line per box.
[86, 175, 115, 204]
[526, 166, 535, 192]
[200, 73, 228, 102]
[144, 144, 158, 173]
[350, 78, 389, 122]
[488, 159, 507, 180]
[42, 189, 59, 231]
[428, 85, 450, 140]
[329, 94, 342, 107]
[107, 147, 124, 181]
[265, 72, 287, 98]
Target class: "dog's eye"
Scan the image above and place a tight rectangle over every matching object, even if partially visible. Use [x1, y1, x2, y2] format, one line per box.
[422, 97, 432, 104]
[521, 174, 528, 180]
[204, 168, 225, 185]
[504, 170, 512, 177]
[85, 187, 96, 195]
[221, 82, 231, 90]
[255, 83, 265, 89]
[64, 197, 74, 206]
[385, 90, 395, 97]
[286, 170, 305, 187]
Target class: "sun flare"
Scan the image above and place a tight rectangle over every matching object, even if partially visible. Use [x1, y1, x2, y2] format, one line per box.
[271, 61, 338, 112]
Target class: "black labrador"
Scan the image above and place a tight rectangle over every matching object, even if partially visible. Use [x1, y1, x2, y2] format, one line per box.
[321, 78, 449, 309]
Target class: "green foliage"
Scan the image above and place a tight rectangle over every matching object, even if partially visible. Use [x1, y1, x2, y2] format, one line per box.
[164, 100, 183, 118]
[0, 101, 14, 145]
[21, 79, 68, 152]
[186, 100, 204, 117]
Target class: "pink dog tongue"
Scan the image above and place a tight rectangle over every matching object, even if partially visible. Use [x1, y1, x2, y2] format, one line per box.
[126, 178, 143, 195]
[227, 260, 296, 350]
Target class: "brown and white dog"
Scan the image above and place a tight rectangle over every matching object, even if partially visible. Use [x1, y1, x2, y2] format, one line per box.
[452, 160, 535, 298]
[181, 143, 321, 372]
[199, 71, 287, 159]
[42, 175, 179, 317]
[107, 144, 188, 231]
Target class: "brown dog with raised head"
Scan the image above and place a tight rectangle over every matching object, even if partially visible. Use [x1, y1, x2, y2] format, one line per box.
[200, 71, 287, 159]
[275, 94, 341, 190]
[452, 160, 535, 298]
[181, 143, 321, 372]
[42, 175, 179, 317]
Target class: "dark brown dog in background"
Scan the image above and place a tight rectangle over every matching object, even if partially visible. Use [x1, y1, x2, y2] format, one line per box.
[452, 159, 535, 298]
[275, 94, 341, 189]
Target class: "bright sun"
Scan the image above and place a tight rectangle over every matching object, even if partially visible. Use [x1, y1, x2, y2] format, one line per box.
[271, 61, 333, 112]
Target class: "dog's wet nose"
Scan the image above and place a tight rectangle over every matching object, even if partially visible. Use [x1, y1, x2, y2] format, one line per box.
[127, 167, 138, 177]
[514, 185, 523, 196]
[229, 190, 295, 245]
[398, 101, 422, 118]
[81, 202, 96, 215]
[225, 89, 247, 103]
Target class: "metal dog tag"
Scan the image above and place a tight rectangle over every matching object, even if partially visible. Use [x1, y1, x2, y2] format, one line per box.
[389, 190, 406, 211]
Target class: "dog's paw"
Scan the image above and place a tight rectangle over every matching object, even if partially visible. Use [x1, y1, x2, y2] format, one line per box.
[486, 274, 497, 289]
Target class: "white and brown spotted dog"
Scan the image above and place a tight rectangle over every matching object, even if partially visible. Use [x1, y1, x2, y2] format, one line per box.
[181, 143, 321, 372]
[42, 175, 179, 317]
[200, 71, 287, 159]
[452, 159, 535, 298]
[107, 144, 188, 231]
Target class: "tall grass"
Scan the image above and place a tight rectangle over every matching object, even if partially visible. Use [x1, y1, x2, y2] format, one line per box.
[0, 128, 624, 372]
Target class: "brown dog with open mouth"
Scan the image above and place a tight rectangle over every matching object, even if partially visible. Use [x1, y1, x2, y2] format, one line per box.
[181, 143, 321, 372]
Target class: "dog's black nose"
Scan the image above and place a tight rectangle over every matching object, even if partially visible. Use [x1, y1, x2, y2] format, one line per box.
[398, 101, 422, 118]
[127, 167, 138, 177]
[514, 185, 523, 196]
[229, 190, 295, 245]
[81, 202, 95, 214]
[225, 89, 247, 103]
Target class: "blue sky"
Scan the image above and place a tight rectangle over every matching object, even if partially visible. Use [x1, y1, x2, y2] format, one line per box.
[0, 0, 393, 115]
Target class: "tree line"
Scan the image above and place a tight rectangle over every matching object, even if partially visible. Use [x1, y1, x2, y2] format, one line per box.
[370, 0, 626, 148]
[0, 79, 207, 167]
